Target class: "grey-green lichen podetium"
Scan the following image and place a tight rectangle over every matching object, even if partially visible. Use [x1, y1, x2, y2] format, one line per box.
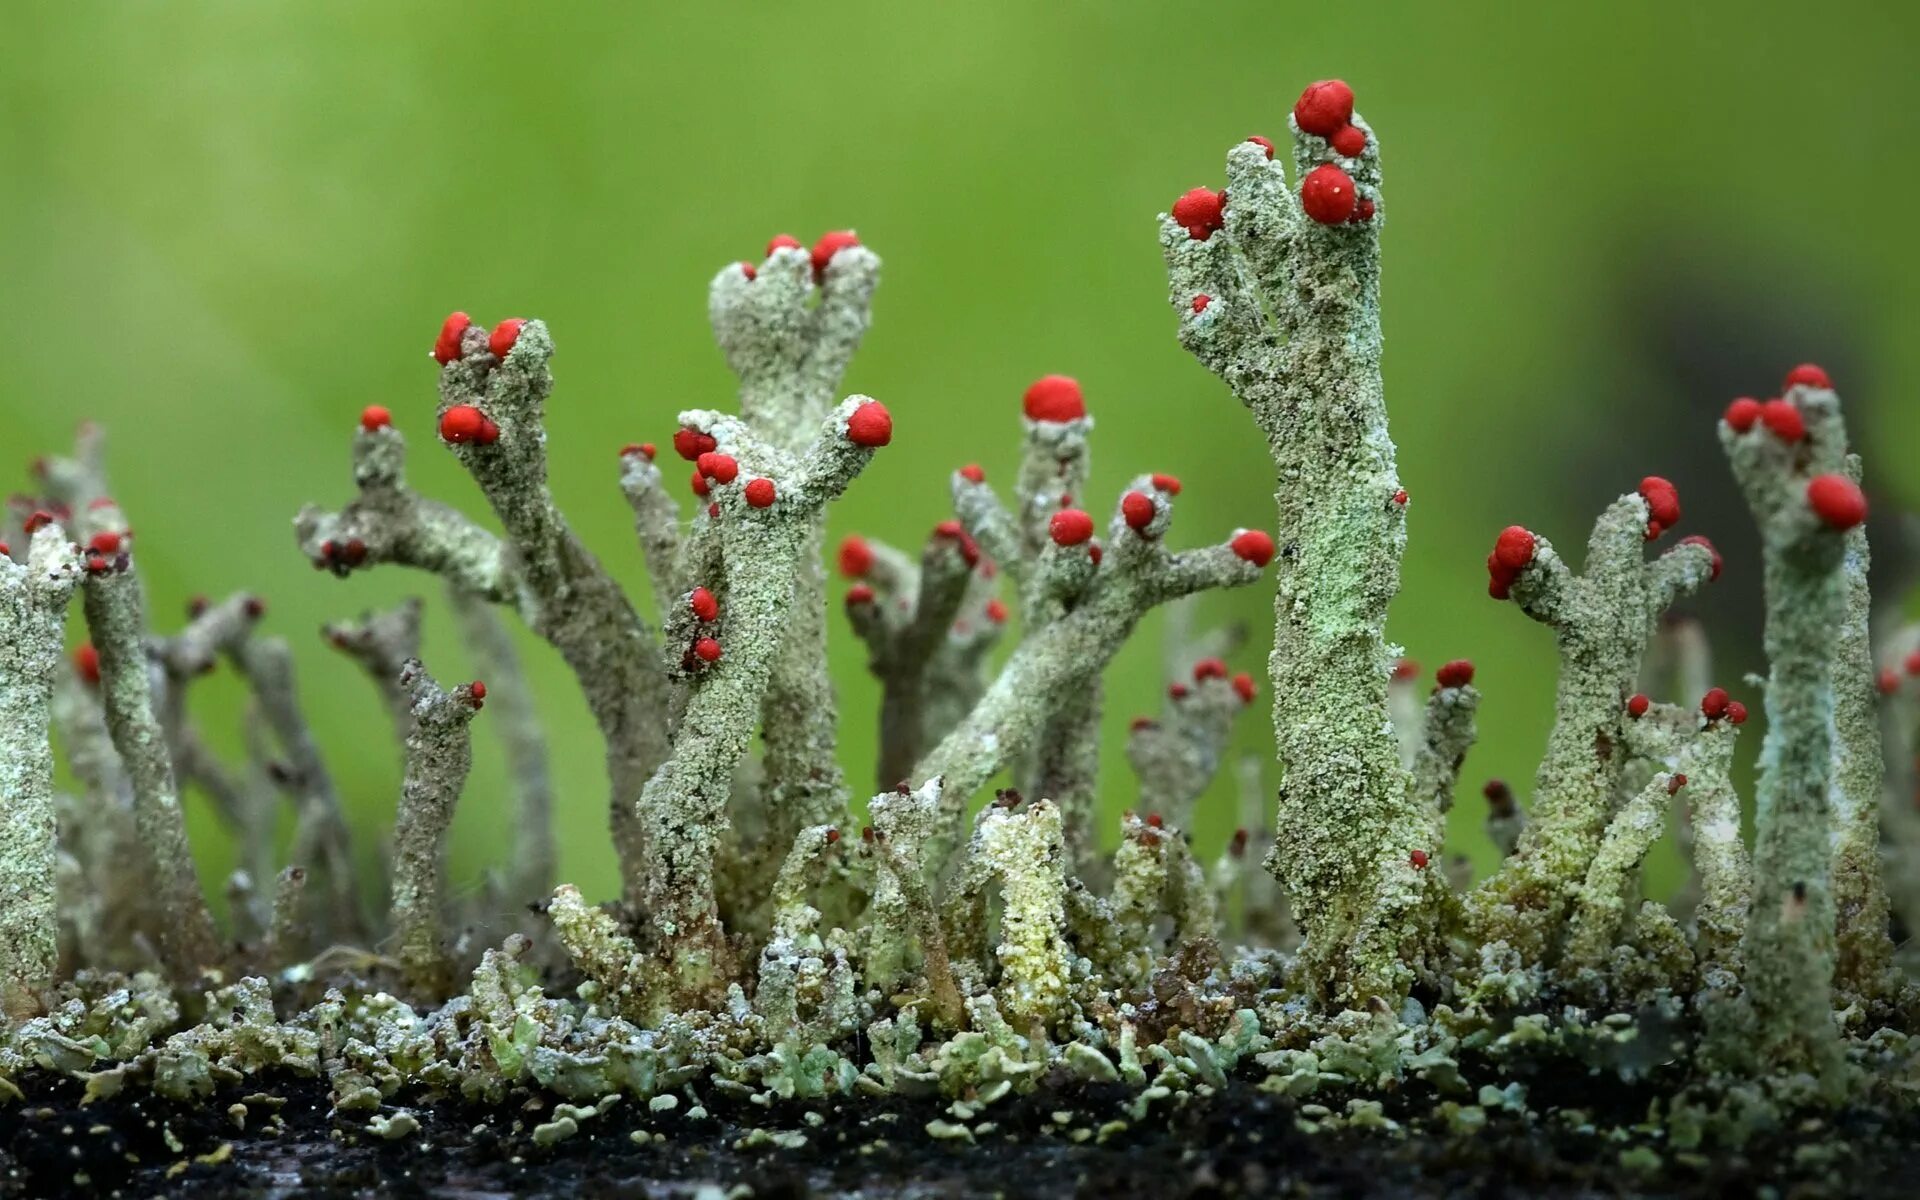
[0, 524, 85, 1019]
[1159, 105, 1440, 1008]
[1715, 382, 1886, 1087]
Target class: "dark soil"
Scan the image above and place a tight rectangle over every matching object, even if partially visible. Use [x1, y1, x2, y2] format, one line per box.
[3, 1066, 1915, 1199]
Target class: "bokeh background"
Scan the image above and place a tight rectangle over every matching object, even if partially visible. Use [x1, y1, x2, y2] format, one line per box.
[5, 1, 1917, 911]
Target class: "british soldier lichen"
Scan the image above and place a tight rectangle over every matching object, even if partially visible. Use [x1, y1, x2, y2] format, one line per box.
[1, 77, 1915, 1167]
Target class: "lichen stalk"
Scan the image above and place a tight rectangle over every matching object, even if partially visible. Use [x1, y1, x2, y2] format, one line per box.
[448, 586, 554, 901]
[389, 659, 483, 999]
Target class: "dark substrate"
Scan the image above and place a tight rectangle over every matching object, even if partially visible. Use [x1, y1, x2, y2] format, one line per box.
[3, 1063, 1915, 1200]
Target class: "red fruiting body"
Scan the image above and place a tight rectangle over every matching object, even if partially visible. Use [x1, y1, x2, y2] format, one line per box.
[85, 555, 110, 575]
[0, 541, 9, 557]
[1350, 197, 1376, 224]
[479, 417, 499, 443]
[846, 401, 893, 447]
[739, 262, 756, 280]
[243, 596, 265, 618]
[1230, 828, 1250, 856]
[1723, 397, 1761, 432]
[1680, 534, 1723, 581]
[489, 318, 526, 360]
[845, 583, 876, 606]
[1638, 476, 1681, 532]
[1627, 693, 1651, 718]
[825, 828, 841, 845]
[360, 405, 392, 432]
[1329, 123, 1366, 156]
[1170, 187, 1226, 240]
[1392, 658, 1420, 682]
[693, 637, 723, 663]
[696, 452, 739, 484]
[1151, 473, 1182, 495]
[1879, 667, 1900, 695]
[1701, 687, 1731, 720]
[1807, 474, 1867, 530]
[1231, 529, 1275, 566]
[1050, 508, 1094, 546]
[1905, 649, 1920, 676]
[1121, 490, 1156, 531]
[1088, 543, 1103, 565]
[1409, 849, 1430, 869]
[708, 503, 719, 519]
[1493, 526, 1537, 570]
[811, 231, 860, 278]
[744, 478, 776, 508]
[1436, 659, 1475, 689]
[1246, 134, 1275, 159]
[23, 511, 52, 534]
[1129, 716, 1155, 732]
[934, 518, 965, 540]
[439, 404, 489, 444]
[1393, 488, 1408, 505]
[985, 598, 1009, 624]
[674, 427, 717, 461]
[1727, 700, 1748, 725]
[340, 539, 367, 566]
[469, 680, 487, 703]
[432, 312, 471, 365]
[1293, 79, 1355, 137]
[766, 233, 801, 255]
[88, 531, 121, 555]
[1783, 363, 1831, 390]
[838, 535, 874, 578]
[689, 586, 719, 622]
[1232, 672, 1256, 702]
[1169, 683, 1189, 700]
[690, 471, 710, 499]
[1192, 294, 1211, 313]
[620, 442, 653, 459]
[1193, 657, 1228, 681]
[1759, 398, 1805, 441]
[1300, 164, 1357, 224]
[1022, 375, 1086, 423]
[1145, 813, 1164, 828]
[1667, 774, 1688, 795]
[75, 643, 100, 685]
[959, 463, 985, 483]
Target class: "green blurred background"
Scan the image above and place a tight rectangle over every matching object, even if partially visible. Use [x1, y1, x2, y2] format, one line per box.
[5, 1, 1918, 911]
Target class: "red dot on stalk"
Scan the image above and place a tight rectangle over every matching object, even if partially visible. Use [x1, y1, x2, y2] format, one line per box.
[1329, 124, 1367, 157]
[1121, 490, 1156, 531]
[1022, 375, 1086, 423]
[1409, 849, 1430, 869]
[959, 463, 985, 484]
[1667, 774, 1688, 795]
[1701, 687, 1731, 720]
[469, 680, 488, 703]
[1050, 508, 1094, 546]
[1493, 526, 1536, 572]
[739, 262, 756, 280]
[1169, 682, 1189, 700]
[1723, 397, 1761, 432]
[1638, 476, 1680, 530]
[1807, 474, 1866, 530]
[1879, 667, 1900, 695]
[838, 535, 875, 579]
[1194, 657, 1228, 681]
[88, 531, 121, 555]
[0, 541, 10, 557]
[696, 452, 739, 484]
[488, 319, 526, 360]
[1300, 164, 1357, 224]
[811, 230, 860, 278]
[74, 643, 100, 685]
[1231, 529, 1276, 566]
[1627, 693, 1651, 718]
[1192, 294, 1211, 314]
[1151, 473, 1182, 495]
[23, 510, 53, 535]
[621, 442, 655, 460]
[432, 312, 471, 365]
[1759, 399, 1805, 442]
[1904, 649, 1920, 676]
[1293, 79, 1355, 137]
[1393, 489, 1408, 506]
[689, 587, 719, 623]
[1436, 659, 1475, 689]
[1726, 700, 1748, 725]
[985, 598, 1009, 624]
[690, 471, 710, 499]
[1171, 188, 1226, 240]
[846, 401, 893, 447]
[439, 404, 489, 445]
[1129, 716, 1156, 732]
[1783, 362, 1831, 391]
[674, 427, 717, 461]
[845, 583, 875, 606]
[744, 478, 776, 508]
[693, 636, 723, 663]
[1350, 198, 1376, 224]
[766, 233, 802, 256]
[1679, 534, 1723, 582]
[1232, 672, 1257, 702]
[1246, 135, 1276, 159]
[360, 405, 392, 432]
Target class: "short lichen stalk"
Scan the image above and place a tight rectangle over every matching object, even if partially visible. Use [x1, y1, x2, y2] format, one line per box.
[388, 661, 485, 999]
[1124, 657, 1257, 832]
[0, 523, 84, 1019]
[1717, 371, 1875, 1081]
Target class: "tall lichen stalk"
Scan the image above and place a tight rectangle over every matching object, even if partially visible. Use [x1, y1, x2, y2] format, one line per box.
[2, 76, 1914, 1161]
